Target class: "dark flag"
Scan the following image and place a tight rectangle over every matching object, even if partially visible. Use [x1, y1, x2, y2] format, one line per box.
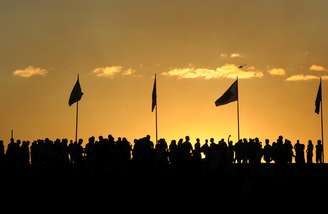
[152, 74, 157, 112]
[69, 76, 84, 106]
[215, 79, 238, 106]
[315, 80, 322, 114]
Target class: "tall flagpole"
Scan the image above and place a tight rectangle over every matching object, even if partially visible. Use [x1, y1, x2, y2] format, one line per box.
[75, 101, 79, 143]
[320, 78, 324, 163]
[155, 75, 158, 145]
[237, 77, 240, 141]
[155, 101, 158, 145]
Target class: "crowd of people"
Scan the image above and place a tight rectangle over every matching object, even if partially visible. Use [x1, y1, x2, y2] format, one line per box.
[0, 135, 324, 176]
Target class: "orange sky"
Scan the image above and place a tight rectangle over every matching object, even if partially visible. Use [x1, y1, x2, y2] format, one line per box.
[1, 0, 328, 157]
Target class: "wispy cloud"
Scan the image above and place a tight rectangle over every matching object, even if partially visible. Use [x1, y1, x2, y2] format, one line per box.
[310, 64, 327, 72]
[220, 53, 243, 58]
[13, 66, 48, 78]
[286, 74, 319, 81]
[162, 64, 263, 80]
[230, 53, 242, 58]
[122, 68, 136, 76]
[268, 68, 286, 76]
[93, 66, 136, 78]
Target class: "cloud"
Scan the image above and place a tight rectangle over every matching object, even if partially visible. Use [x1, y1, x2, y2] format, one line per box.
[122, 68, 136, 76]
[93, 66, 136, 78]
[286, 74, 319, 81]
[220, 53, 243, 58]
[162, 64, 263, 80]
[268, 68, 286, 76]
[13, 66, 48, 78]
[310, 64, 327, 72]
[230, 53, 242, 58]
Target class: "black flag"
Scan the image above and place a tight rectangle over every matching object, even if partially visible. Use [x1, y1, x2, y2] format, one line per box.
[215, 79, 238, 106]
[69, 76, 83, 106]
[315, 80, 322, 114]
[152, 74, 157, 112]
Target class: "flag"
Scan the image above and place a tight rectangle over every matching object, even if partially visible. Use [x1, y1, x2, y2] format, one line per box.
[315, 79, 322, 114]
[215, 79, 238, 106]
[69, 75, 83, 106]
[152, 74, 157, 112]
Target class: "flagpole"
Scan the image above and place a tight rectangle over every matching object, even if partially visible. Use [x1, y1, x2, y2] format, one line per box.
[155, 75, 158, 145]
[75, 101, 79, 143]
[237, 77, 240, 141]
[320, 78, 324, 163]
[155, 101, 158, 145]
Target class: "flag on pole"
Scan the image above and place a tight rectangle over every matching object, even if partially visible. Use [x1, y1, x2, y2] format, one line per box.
[315, 80, 322, 114]
[215, 79, 238, 106]
[152, 74, 157, 112]
[69, 75, 84, 106]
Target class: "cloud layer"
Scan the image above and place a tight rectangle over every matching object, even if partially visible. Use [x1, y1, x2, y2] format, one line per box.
[285, 75, 328, 81]
[268, 68, 286, 76]
[162, 64, 263, 80]
[13, 66, 48, 78]
[310, 64, 327, 72]
[93, 66, 136, 78]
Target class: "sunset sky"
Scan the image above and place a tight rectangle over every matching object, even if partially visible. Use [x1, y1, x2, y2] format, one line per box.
[1, 1, 328, 156]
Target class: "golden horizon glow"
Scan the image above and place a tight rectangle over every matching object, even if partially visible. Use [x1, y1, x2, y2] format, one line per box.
[1, 0, 328, 159]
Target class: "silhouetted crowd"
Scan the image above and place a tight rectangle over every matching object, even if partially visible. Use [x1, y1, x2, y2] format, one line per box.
[0, 135, 324, 176]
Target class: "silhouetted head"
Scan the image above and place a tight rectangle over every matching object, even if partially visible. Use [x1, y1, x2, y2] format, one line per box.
[108, 135, 114, 141]
[89, 136, 95, 143]
[146, 135, 151, 141]
[196, 138, 200, 143]
[185, 136, 190, 142]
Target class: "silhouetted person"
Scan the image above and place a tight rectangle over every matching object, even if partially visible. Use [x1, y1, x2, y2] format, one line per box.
[20, 141, 30, 173]
[295, 140, 304, 165]
[169, 140, 178, 166]
[306, 140, 313, 164]
[193, 138, 202, 161]
[155, 138, 169, 168]
[316, 140, 323, 164]
[201, 139, 209, 160]
[227, 141, 234, 164]
[285, 139, 293, 164]
[234, 140, 242, 164]
[263, 139, 272, 164]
